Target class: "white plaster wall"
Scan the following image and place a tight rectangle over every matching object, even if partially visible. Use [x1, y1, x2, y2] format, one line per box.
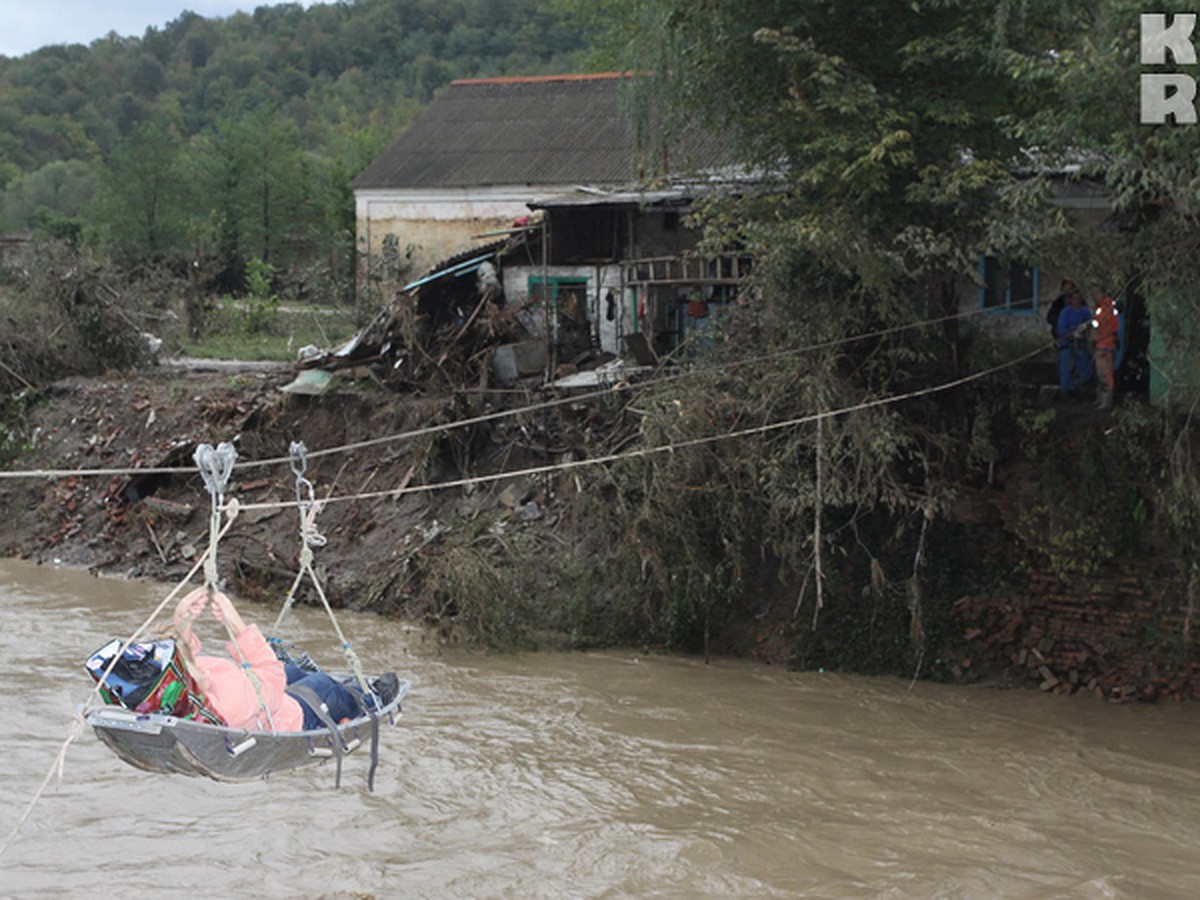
[356, 186, 557, 278]
[595, 265, 625, 355]
[501, 263, 626, 355]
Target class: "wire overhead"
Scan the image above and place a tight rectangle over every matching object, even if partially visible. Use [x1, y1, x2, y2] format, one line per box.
[0, 303, 1044, 486]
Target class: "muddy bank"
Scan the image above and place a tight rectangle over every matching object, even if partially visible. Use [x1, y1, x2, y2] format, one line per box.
[0, 362, 661, 661]
[0, 367, 488, 614]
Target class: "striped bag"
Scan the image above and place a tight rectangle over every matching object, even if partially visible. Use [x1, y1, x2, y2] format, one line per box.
[85, 638, 223, 724]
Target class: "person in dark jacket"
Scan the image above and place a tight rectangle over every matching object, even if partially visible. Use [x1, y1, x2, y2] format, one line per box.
[1044, 277, 1076, 339]
[1055, 287, 1093, 398]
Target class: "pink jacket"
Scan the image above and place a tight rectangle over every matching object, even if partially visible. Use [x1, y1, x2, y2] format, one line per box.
[186, 624, 304, 732]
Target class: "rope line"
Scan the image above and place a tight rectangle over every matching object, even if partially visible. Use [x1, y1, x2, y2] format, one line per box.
[271, 442, 372, 695]
[268, 304, 1006, 467]
[229, 344, 1047, 514]
[0, 716, 82, 861]
[195, 442, 277, 732]
[0, 305, 1028, 482]
[1, 323, 1041, 859]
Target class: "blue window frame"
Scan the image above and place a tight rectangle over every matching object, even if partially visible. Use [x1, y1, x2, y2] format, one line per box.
[978, 254, 1039, 315]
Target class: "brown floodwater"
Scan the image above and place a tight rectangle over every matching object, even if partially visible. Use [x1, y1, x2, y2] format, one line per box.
[3, 557, 1200, 898]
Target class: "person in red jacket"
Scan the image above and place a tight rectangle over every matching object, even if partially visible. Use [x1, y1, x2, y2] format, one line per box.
[1091, 293, 1120, 410]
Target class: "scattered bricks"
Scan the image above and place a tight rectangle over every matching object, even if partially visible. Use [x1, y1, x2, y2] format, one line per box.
[959, 563, 1200, 703]
[1112, 685, 1138, 702]
[1038, 665, 1059, 688]
[141, 497, 194, 523]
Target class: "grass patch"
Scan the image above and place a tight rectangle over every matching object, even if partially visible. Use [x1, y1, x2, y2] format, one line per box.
[183, 302, 359, 362]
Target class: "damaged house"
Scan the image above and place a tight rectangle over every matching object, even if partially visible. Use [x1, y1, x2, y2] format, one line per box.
[341, 72, 754, 388]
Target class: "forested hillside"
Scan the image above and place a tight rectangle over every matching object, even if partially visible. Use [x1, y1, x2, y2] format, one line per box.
[0, 0, 589, 291]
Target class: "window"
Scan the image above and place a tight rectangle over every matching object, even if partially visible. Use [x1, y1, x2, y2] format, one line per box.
[979, 255, 1038, 314]
[528, 276, 592, 352]
[528, 276, 588, 311]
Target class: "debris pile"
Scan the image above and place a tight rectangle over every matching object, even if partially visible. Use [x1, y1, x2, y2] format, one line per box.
[952, 563, 1200, 702]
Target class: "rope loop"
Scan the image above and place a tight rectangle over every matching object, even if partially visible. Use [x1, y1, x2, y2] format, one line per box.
[290, 441, 326, 548]
[275, 438, 370, 695]
[290, 441, 316, 507]
[195, 442, 238, 509]
[196, 442, 237, 592]
[300, 504, 327, 549]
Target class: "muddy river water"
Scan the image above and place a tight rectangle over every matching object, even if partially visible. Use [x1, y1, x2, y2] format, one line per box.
[3, 558, 1200, 898]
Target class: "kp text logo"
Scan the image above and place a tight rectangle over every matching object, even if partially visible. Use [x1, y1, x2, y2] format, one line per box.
[1141, 13, 1197, 123]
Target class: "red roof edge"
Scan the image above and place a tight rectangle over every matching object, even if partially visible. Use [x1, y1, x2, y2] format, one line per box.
[450, 72, 634, 86]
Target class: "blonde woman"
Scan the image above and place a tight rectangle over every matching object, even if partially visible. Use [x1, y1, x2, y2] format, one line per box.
[173, 587, 397, 731]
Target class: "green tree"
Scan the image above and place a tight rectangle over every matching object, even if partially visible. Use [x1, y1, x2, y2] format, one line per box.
[193, 105, 321, 284]
[569, 0, 1089, 659]
[92, 119, 195, 259]
[1009, 2, 1200, 323]
[0, 158, 95, 232]
[0, 0, 592, 288]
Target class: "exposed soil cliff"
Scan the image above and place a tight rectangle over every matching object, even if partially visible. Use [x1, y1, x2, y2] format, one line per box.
[0, 365, 467, 612]
[4, 365, 1199, 703]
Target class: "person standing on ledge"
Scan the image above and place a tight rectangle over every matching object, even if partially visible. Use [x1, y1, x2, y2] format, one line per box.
[1055, 287, 1093, 400]
[1045, 277, 1077, 340]
[1091, 292, 1120, 410]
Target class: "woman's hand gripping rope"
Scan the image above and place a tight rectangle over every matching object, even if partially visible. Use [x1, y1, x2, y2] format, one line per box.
[174, 586, 248, 638]
[208, 589, 248, 635]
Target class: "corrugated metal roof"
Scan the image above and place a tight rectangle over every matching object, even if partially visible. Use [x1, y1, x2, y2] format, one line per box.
[528, 188, 693, 209]
[352, 74, 731, 190]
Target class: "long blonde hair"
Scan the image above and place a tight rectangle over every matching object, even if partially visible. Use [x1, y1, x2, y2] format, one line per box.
[162, 624, 212, 695]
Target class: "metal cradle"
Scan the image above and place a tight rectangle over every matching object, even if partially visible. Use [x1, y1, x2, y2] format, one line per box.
[87, 675, 409, 784]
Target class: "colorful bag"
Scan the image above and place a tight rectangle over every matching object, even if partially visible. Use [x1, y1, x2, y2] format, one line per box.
[85, 638, 223, 724]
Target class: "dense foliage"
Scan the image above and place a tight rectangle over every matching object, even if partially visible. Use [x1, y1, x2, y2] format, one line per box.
[0, 0, 589, 296]
[546, 0, 1200, 669]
